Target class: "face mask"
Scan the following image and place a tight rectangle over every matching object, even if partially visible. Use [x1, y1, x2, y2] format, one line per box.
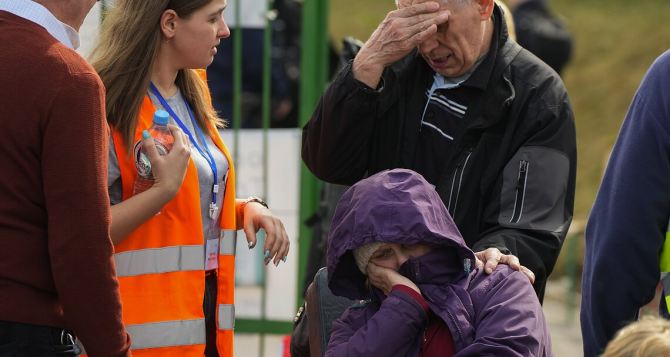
[397, 247, 465, 285]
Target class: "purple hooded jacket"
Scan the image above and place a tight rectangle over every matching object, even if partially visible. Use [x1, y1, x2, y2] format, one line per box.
[326, 169, 552, 357]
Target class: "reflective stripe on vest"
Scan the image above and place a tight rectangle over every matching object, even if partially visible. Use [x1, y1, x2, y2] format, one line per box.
[218, 304, 235, 330]
[115, 245, 204, 277]
[127, 319, 206, 350]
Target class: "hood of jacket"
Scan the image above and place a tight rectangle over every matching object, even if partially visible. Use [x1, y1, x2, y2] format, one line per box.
[327, 169, 476, 300]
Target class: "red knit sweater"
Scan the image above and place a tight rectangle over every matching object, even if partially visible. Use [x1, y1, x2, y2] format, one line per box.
[0, 11, 130, 356]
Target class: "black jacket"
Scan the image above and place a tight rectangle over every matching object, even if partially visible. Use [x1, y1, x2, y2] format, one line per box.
[302, 6, 576, 301]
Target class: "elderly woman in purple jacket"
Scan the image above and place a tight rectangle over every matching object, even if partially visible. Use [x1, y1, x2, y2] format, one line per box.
[325, 169, 552, 357]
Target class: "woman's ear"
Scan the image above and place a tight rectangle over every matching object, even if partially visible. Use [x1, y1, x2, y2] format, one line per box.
[160, 9, 179, 40]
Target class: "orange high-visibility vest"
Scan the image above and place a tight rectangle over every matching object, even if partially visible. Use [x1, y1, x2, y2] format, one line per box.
[110, 95, 237, 356]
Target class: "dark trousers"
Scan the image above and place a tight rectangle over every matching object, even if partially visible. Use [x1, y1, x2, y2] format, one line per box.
[204, 272, 219, 357]
[0, 321, 80, 356]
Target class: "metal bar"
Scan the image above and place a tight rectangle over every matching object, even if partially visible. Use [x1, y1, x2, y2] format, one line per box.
[235, 319, 293, 335]
[262, 4, 273, 199]
[296, 0, 329, 309]
[232, 0, 242, 165]
[258, 3, 274, 356]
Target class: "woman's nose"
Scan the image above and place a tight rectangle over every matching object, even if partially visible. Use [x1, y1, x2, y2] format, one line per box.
[219, 20, 230, 39]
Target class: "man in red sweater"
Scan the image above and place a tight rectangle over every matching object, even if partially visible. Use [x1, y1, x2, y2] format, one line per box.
[0, 0, 131, 355]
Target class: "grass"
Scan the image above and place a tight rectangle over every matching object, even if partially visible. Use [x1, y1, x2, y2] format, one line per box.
[329, 0, 670, 275]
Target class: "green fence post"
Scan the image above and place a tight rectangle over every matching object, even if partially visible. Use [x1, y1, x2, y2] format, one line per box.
[297, 0, 330, 309]
[232, 0, 242, 165]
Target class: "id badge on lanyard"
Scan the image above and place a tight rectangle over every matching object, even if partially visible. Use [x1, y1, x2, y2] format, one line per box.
[205, 238, 219, 270]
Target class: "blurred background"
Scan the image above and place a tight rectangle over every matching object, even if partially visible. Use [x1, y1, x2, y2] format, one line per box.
[79, 0, 670, 356]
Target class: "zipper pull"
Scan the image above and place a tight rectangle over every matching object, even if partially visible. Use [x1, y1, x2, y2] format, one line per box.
[517, 160, 528, 189]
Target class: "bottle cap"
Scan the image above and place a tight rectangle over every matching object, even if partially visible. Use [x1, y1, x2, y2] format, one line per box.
[154, 110, 170, 125]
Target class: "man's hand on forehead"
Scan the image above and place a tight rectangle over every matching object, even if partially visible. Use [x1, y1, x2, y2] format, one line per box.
[397, 0, 441, 9]
[396, 0, 415, 9]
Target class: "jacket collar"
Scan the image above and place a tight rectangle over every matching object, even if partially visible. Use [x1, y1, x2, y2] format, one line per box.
[462, 4, 509, 90]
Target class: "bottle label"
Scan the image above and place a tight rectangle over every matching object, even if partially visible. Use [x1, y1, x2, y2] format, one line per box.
[133, 139, 169, 178]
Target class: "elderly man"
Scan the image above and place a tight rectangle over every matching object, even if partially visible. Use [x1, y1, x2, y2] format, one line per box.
[302, 0, 576, 301]
[0, 0, 131, 355]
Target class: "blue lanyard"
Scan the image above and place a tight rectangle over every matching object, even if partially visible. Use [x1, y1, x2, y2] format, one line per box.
[149, 83, 220, 218]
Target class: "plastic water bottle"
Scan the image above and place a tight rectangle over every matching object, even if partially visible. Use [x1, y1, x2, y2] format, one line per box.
[132, 110, 174, 195]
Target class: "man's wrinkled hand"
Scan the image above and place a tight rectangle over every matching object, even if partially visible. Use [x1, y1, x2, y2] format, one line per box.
[474, 247, 536, 284]
[352, 1, 449, 88]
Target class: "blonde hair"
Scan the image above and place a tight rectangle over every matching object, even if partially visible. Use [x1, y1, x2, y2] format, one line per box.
[602, 316, 670, 357]
[91, 0, 223, 150]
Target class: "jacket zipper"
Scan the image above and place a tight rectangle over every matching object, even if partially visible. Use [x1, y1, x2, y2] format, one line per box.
[445, 306, 465, 350]
[447, 149, 473, 215]
[510, 160, 529, 224]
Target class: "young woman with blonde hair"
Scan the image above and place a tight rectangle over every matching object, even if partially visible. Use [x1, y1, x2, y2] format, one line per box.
[91, 1, 290, 355]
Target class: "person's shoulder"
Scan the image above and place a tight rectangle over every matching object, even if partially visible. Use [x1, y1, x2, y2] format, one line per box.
[49, 43, 99, 80]
[509, 46, 564, 90]
[7, 21, 100, 87]
[643, 50, 670, 86]
[467, 265, 529, 298]
[45, 45, 104, 98]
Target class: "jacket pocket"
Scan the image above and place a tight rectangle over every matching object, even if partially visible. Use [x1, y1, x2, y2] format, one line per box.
[510, 160, 529, 224]
[497, 146, 570, 233]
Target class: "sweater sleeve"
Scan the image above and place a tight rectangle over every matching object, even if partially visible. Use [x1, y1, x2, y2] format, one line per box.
[42, 70, 131, 356]
[581, 51, 670, 357]
[326, 290, 428, 357]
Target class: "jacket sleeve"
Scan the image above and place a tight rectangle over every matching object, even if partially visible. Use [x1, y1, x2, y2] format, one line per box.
[580, 52, 670, 357]
[42, 70, 131, 356]
[326, 290, 427, 357]
[455, 269, 551, 357]
[472, 87, 576, 299]
[301, 62, 387, 185]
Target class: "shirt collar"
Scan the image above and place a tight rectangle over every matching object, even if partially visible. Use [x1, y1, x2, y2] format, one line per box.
[429, 55, 486, 91]
[0, 0, 80, 50]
